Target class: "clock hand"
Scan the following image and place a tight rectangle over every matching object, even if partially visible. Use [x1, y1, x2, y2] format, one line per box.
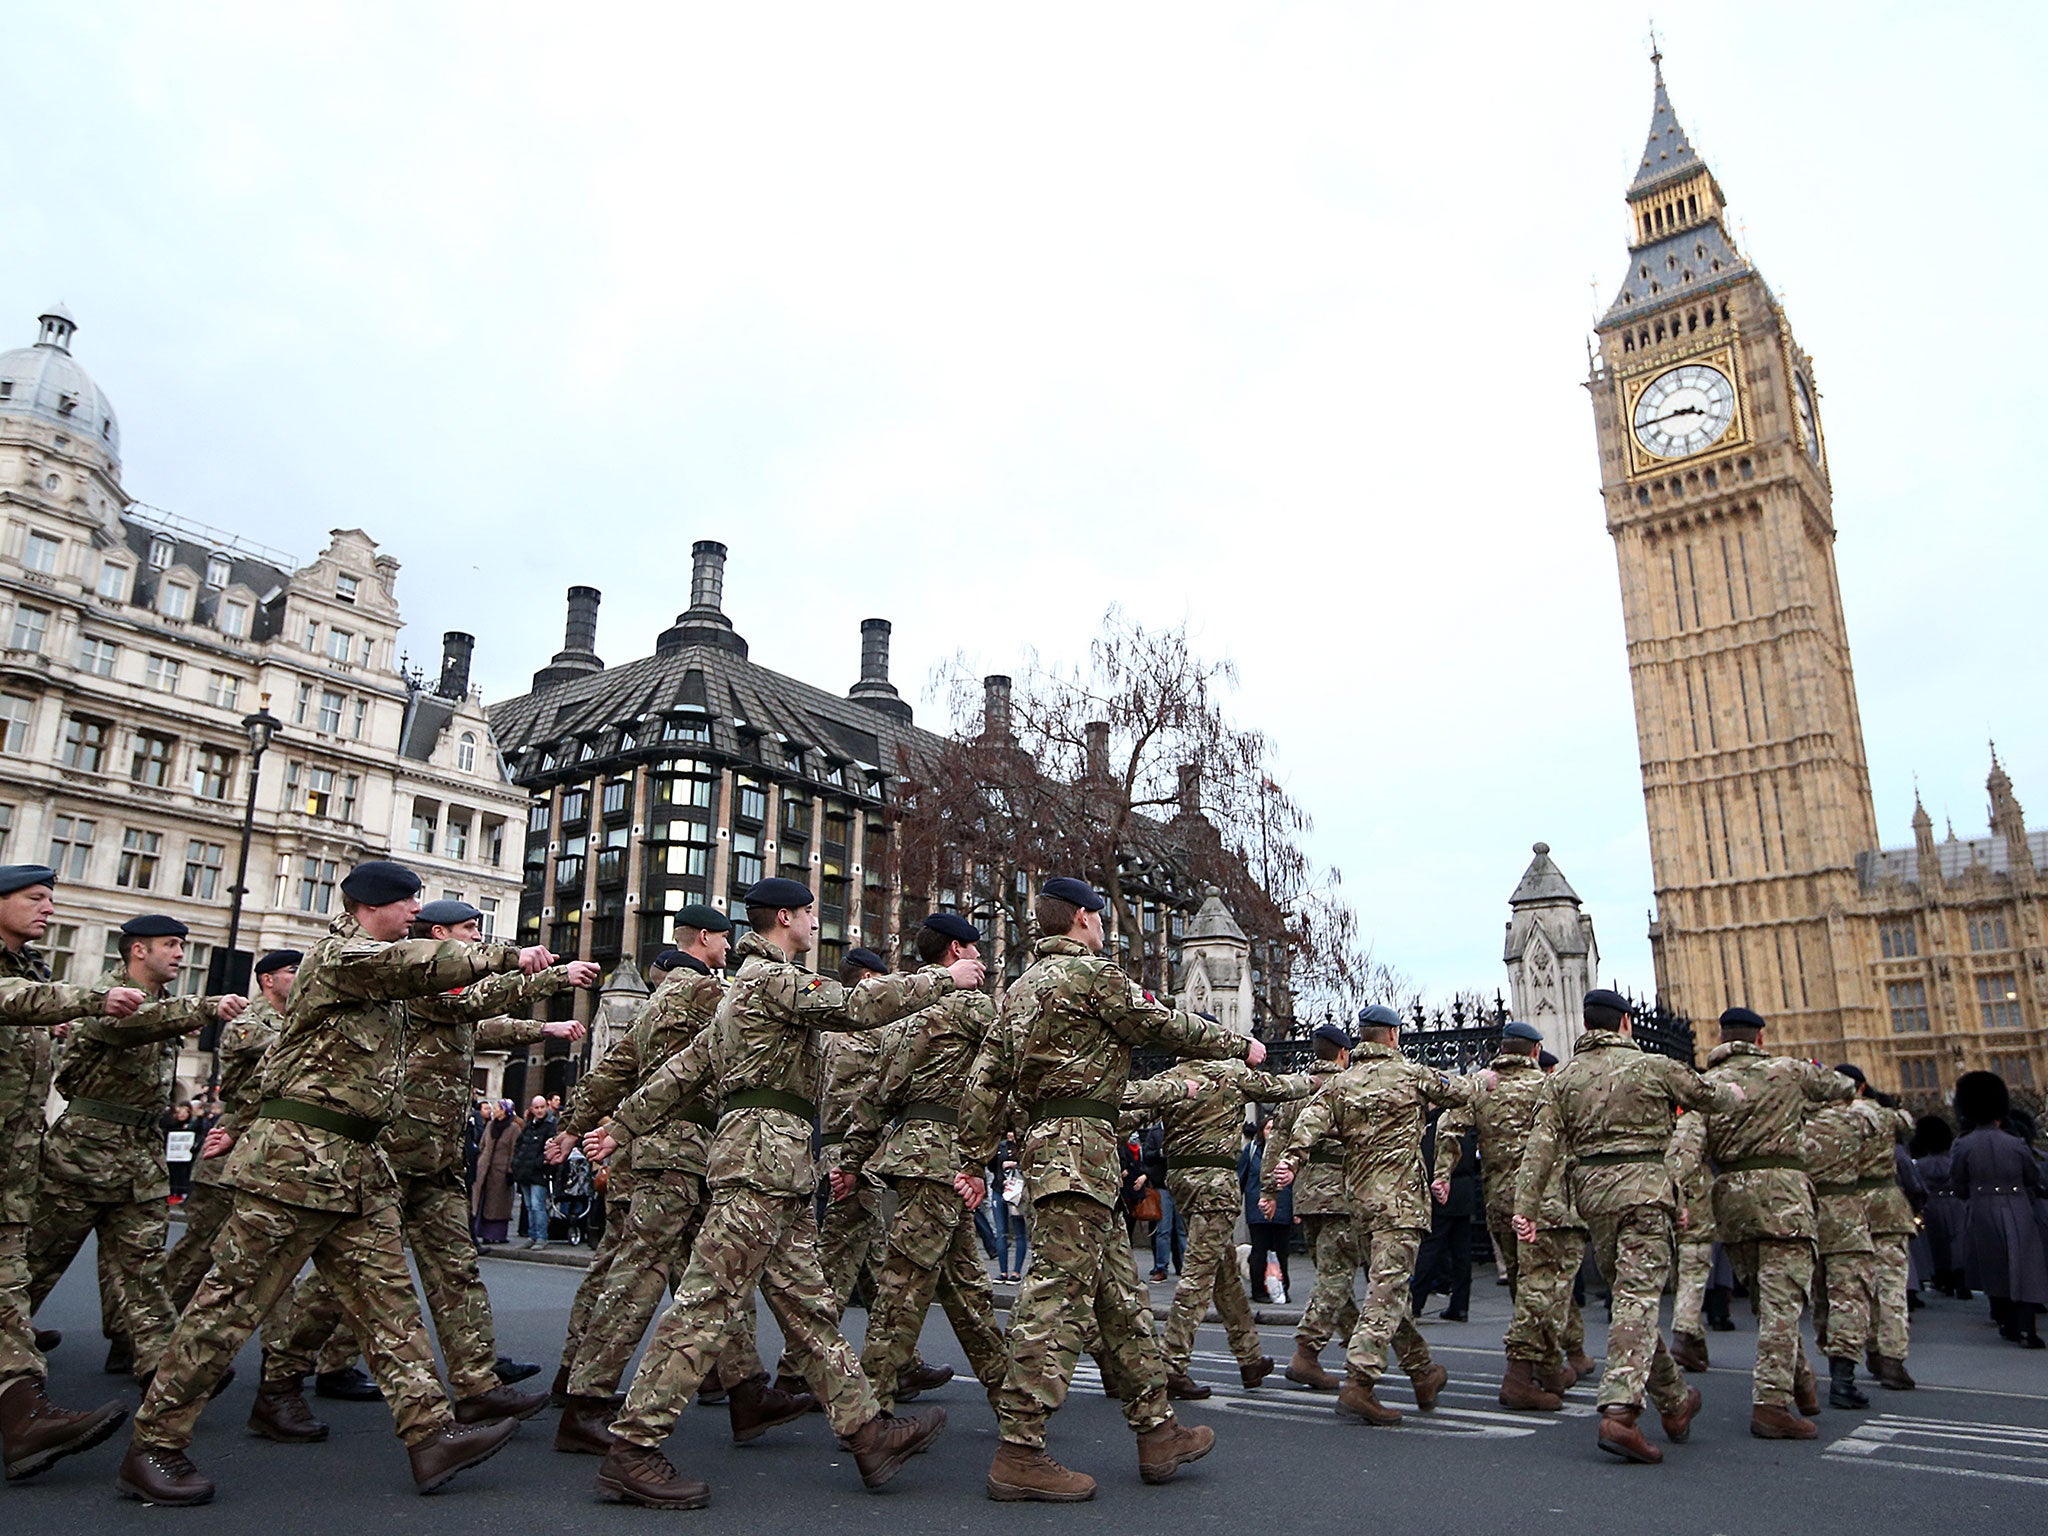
[1637, 406, 1706, 429]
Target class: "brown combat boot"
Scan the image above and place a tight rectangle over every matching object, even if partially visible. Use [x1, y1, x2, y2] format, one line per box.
[896, 1360, 953, 1401]
[1285, 1342, 1340, 1391]
[1239, 1355, 1275, 1389]
[595, 1441, 711, 1508]
[115, 1440, 214, 1504]
[1596, 1404, 1662, 1463]
[247, 1383, 328, 1444]
[0, 1378, 127, 1482]
[408, 1417, 519, 1493]
[1408, 1361, 1448, 1411]
[1569, 1351, 1599, 1382]
[1793, 1355, 1821, 1415]
[1499, 1359, 1562, 1412]
[553, 1396, 618, 1455]
[696, 1365, 729, 1406]
[1871, 1354, 1916, 1390]
[1669, 1331, 1709, 1372]
[1335, 1373, 1402, 1426]
[452, 1382, 549, 1423]
[1658, 1385, 1703, 1442]
[1165, 1369, 1211, 1400]
[727, 1373, 818, 1444]
[1137, 1418, 1215, 1483]
[987, 1441, 1096, 1502]
[1538, 1362, 1576, 1395]
[1750, 1403, 1819, 1440]
[841, 1408, 948, 1489]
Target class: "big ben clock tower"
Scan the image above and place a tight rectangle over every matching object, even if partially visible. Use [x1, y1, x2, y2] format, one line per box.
[1589, 55, 1882, 1062]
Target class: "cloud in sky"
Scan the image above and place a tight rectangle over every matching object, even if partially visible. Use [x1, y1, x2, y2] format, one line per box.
[6, 2, 2042, 999]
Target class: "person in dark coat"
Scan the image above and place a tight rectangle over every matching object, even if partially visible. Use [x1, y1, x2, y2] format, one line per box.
[1411, 1110, 1479, 1322]
[470, 1100, 520, 1245]
[1240, 1118, 1292, 1303]
[1911, 1115, 1969, 1299]
[1950, 1072, 2048, 1348]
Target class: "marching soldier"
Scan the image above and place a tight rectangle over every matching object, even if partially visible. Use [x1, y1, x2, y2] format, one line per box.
[1264, 1022, 1359, 1390]
[1269, 1003, 1479, 1427]
[1667, 1139, 1719, 1374]
[1839, 1065, 1918, 1391]
[1513, 989, 1741, 1465]
[1805, 1087, 1878, 1412]
[0, 864, 144, 1482]
[955, 876, 1259, 1502]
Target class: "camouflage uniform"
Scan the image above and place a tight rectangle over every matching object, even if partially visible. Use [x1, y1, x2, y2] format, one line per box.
[1667, 1043, 1852, 1405]
[263, 967, 568, 1397]
[1668, 1141, 1717, 1341]
[1439, 1053, 1586, 1372]
[27, 969, 220, 1378]
[557, 1026, 638, 1383]
[815, 1026, 899, 1308]
[840, 970, 1009, 1407]
[957, 935, 1251, 1451]
[1272, 1042, 1478, 1387]
[603, 929, 955, 1447]
[130, 915, 526, 1454]
[1261, 1059, 1359, 1355]
[1856, 1100, 1918, 1365]
[164, 1000, 281, 1308]
[0, 945, 112, 1395]
[1514, 1031, 1734, 1413]
[1135, 1059, 1311, 1377]
[1805, 1099, 1898, 1364]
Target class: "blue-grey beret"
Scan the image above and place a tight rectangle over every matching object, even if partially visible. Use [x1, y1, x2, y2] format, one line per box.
[1538, 1050, 1559, 1069]
[1356, 1004, 1403, 1030]
[844, 947, 888, 974]
[1312, 1022, 1353, 1051]
[1040, 876, 1105, 912]
[340, 860, 423, 905]
[742, 877, 814, 910]
[119, 913, 189, 939]
[0, 864, 58, 897]
[417, 899, 482, 927]
[674, 902, 733, 934]
[923, 912, 981, 945]
[1502, 1020, 1544, 1044]
[254, 949, 302, 976]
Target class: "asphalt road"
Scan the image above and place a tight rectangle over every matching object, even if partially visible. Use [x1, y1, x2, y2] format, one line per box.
[14, 1240, 2047, 1531]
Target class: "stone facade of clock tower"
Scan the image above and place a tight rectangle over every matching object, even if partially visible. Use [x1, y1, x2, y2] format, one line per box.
[1587, 59, 1882, 1065]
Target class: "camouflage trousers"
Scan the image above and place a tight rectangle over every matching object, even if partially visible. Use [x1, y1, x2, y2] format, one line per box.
[819, 1179, 884, 1308]
[251, 1268, 363, 1376]
[264, 1167, 501, 1399]
[1814, 1247, 1875, 1361]
[134, 1188, 454, 1451]
[1295, 1213, 1360, 1352]
[1724, 1238, 1814, 1406]
[859, 1176, 1007, 1410]
[993, 1191, 1172, 1449]
[1586, 1206, 1687, 1414]
[1671, 1238, 1714, 1337]
[1161, 1171, 1263, 1373]
[1340, 1220, 1432, 1384]
[560, 1195, 630, 1377]
[1870, 1233, 1912, 1359]
[0, 1224, 45, 1392]
[613, 1186, 880, 1445]
[1502, 1225, 1588, 1368]
[567, 1168, 760, 1399]
[164, 1182, 233, 1311]
[26, 1182, 176, 1378]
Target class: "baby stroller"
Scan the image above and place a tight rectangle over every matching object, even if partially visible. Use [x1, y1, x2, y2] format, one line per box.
[550, 1149, 596, 1246]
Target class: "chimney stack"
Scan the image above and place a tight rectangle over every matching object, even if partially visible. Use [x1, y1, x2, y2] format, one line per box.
[436, 631, 474, 700]
[848, 617, 912, 722]
[982, 675, 1013, 740]
[1085, 721, 1110, 781]
[1177, 762, 1201, 818]
[657, 540, 748, 657]
[530, 585, 607, 693]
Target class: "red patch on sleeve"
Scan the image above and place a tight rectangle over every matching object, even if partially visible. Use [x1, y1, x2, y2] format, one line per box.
[804, 978, 826, 992]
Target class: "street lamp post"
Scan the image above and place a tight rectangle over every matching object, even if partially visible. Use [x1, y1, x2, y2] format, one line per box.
[212, 699, 282, 1087]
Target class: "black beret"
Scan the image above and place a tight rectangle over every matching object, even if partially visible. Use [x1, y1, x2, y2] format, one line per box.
[674, 902, 733, 934]
[1583, 988, 1632, 1015]
[1538, 1050, 1559, 1069]
[417, 899, 482, 927]
[0, 864, 58, 897]
[922, 912, 981, 945]
[1040, 876, 1105, 912]
[1311, 1022, 1353, 1051]
[741, 877, 814, 911]
[1832, 1063, 1867, 1087]
[843, 947, 888, 974]
[1719, 1006, 1767, 1032]
[340, 860, 423, 905]
[1356, 1003, 1403, 1030]
[1501, 1020, 1544, 1044]
[254, 949, 303, 977]
[119, 913, 189, 939]
[651, 948, 687, 972]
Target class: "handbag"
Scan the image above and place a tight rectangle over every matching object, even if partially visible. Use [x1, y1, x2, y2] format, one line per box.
[1132, 1186, 1162, 1224]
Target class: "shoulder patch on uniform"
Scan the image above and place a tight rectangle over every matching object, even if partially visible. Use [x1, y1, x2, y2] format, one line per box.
[804, 978, 827, 992]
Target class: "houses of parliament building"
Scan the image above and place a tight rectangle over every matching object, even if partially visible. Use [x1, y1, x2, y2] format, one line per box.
[1588, 58, 2042, 1100]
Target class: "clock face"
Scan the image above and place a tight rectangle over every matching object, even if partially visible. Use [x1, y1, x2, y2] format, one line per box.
[1793, 372, 1821, 462]
[1632, 362, 1737, 459]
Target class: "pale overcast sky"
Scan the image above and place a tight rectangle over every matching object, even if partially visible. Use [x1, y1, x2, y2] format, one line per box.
[5, 4, 2041, 1001]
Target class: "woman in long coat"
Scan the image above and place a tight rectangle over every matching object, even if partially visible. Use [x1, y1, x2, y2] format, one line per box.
[1950, 1072, 2047, 1348]
[471, 1099, 523, 1245]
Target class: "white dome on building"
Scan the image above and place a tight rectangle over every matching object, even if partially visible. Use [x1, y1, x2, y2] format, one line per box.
[0, 306, 122, 466]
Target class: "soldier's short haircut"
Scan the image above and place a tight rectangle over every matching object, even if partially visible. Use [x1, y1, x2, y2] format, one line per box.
[1500, 1034, 1541, 1056]
[1583, 1001, 1626, 1030]
[914, 925, 957, 964]
[745, 905, 781, 932]
[1719, 1017, 1764, 1042]
[1356, 1022, 1396, 1044]
[1033, 893, 1081, 938]
[839, 955, 882, 986]
[117, 933, 150, 963]
[1314, 1034, 1347, 1061]
[674, 925, 705, 949]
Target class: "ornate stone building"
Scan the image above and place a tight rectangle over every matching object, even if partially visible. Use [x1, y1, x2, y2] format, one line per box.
[1586, 67, 2043, 1091]
[1502, 842, 1601, 1064]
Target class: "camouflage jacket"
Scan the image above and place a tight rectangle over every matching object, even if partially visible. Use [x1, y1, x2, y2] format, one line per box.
[1436, 1052, 1549, 1221]
[221, 914, 523, 1215]
[1804, 1102, 1875, 1254]
[1136, 1058, 1312, 1214]
[192, 996, 283, 1189]
[1668, 1041, 1852, 1244]
[571, 959, 726, 1174]
[842, 969, 998, 1184]
[1260, 1060, 1351, 1215]
[819, 1020, 909, 1145]
[382, 967, 568, 1176]
[645, 930, 953, 1199]
[1514, 1030, 1735, 1223]
[0, 943, 112, 1223]
[1270, 1041, 1479, 1230]
[42, 968, 222, 1201]
[958, 936, 1250, 1208]
[1854, 1099, 1919, 1237]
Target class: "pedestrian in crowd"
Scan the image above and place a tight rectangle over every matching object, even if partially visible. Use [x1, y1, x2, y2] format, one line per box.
[162, 1103, 195, 1204]
[1139, 1120, 1183, 1280]
[513, 1095, 558, 1248]
[1911, 1116, 1969, 1299]
[1951, 1071, 2047, 1349]
[1241, 1118, 1294, 1306]
[471, 1100, 519, 1245]
[463, 1092, 486, 1201]
[995, 1131, 1029, 1282]
[1412, 1108, 1478, 1322]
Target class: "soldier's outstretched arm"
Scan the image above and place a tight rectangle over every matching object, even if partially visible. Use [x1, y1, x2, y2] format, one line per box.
[1421, 1068, 1483, 1111]
[1091, 964, 1253, 1062]
[610, 1025, 717, 1144]
[87, 992, 221, 1046]
[1270, 1088, 1339, 1177]
[790, 966, 958, 1032]
[955, 1022, 1018, 1175]
[1667, 1109, 1706, 1188]
[1800, 1061, 1859, 1106]
[421, 962, 580, 1023]
[561, 1028, 644, 1140]
[0, 977, 114, 1025]
[1121, 1063, 1199, 1113]
[1655, 1056, 1743, 1114]
[329, 936, 524, 1002]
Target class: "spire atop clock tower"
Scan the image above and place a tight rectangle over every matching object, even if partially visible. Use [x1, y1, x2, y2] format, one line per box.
[1605, 56, 1746, 323]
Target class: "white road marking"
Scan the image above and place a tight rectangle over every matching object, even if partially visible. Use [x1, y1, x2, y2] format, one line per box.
[1823, 1413, 2048, 1488]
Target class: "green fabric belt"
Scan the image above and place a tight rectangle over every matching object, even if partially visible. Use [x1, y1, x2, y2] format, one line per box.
[1721, 1155, 1806, 1174]
[818, 1132, 846, 1147]
[1171, 1154, 1239, 1174]
[1855, 1176, 1896, 1192]
[682, 1108, 717, 1132]
[722, 1087, 817, 1122]
[258, 1098, 384, 1144]
[1577, 1150, 1664, 1167]
[1308, 1151, 1346, 1167]
[1029, 1096, 1118, 1126]
[1812, 1180, 1858, 1197]
[900, 1101, 959, 1126]
[65, 1095, 155, 1129]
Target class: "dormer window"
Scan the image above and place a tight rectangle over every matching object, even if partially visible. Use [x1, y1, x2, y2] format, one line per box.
[57, 395, 76, 418]
[0, 382, 11, 399]
[23, 531, 61, 575]
[205, 555, 230, 587]
[335, 573, 359, 604]
[218, 600, 249, 638]
[148, 536, 173, 571]
[96, 562, 128, 601]
[160, 583, 192, 621]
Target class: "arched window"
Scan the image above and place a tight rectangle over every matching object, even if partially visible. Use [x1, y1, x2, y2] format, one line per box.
[457, 732, 477, 772]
